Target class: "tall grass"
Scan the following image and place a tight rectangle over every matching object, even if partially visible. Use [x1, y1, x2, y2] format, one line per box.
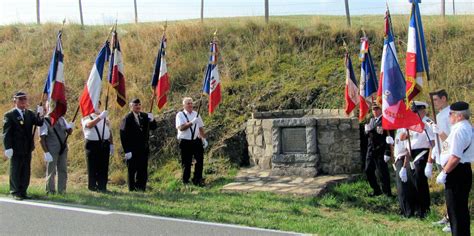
[0, 15, 473, 186]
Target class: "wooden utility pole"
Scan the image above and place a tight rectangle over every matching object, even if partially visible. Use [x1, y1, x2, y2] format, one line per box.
[441, 0, 445, 17]
[201, 0, 204, 22]
[344, 0, 351, 27]
[134, 0, 138, 23]
[36, 0, 40, 24]
[79, 0, 84, 26]
[265, 0, 269, 23]
[453, 0, 456, 15]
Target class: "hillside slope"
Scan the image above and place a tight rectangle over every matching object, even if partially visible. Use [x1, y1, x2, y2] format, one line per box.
[0, 15, 473, 187]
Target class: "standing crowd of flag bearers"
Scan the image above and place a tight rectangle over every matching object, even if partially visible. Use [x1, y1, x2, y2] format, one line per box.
[345, 1, 473, 235]
[2, 24, 221, 196]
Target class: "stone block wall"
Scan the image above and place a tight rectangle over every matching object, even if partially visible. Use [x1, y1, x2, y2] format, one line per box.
[246, 109, 360, 176]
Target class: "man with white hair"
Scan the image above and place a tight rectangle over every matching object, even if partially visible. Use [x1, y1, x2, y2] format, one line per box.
[436, 101, 473, 236]
[175, 97, 207, 186]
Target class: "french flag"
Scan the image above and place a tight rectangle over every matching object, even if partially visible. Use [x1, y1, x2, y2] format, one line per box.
[202, 40, 221, 114]
[109, 31, 126, 107]
[358, 37, 378, 121]
[406, 0, 429, 105]
[43, 31, 67, 125]
[79, 41, 110, 117]
[151, 33, 169, 109]
[377, 8, 397, 107]
[344, 52, 358, 115]
[381, 40, 424, 132]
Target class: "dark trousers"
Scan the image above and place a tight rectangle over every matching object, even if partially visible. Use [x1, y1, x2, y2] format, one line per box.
[411, 148, 430, 217]
[445, 163, 472, 236]
[127, 151, 148, 191]
[365, 149, 391, 195]
[9, 153, 32, 197]
[85, 140, 110, 191]
[395, 157, 416, 217]
[179, 139, 204, 184]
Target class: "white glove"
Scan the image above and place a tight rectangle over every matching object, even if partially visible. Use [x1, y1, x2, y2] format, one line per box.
[190, 117, 198, 125]
[99, 110, 108, 119]
[202, 138, 208, 149]
[386, 136, 394, 145]
[124, 152, 132, 160]
[66, 122, 74, 129]
[384, 155, 390, 163]
[109, 144, 114, 156]
[4, 149, 13, 159]
[364, 124, 371, 133]
[37, 105, 44, 116]
[399, 167, 408, 183]
[376, 126, 383, 134]
[431, 123, 440, 134]
[436, 170, 447, 184]
[147, 113, 154, 121]
[44, 152, 53, 163]
[424, 162, 433, 178]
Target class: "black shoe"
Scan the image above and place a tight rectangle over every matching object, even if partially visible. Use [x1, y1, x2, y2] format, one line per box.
[21, 195, 32, 200]
[192, 180, 205, 187]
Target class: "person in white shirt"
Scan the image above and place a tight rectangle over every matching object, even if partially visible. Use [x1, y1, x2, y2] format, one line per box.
[175, 97, 207, 186]
[436, 101, 473, 236]
[388, 129, 416, 217]
[398, 101, 435, 218]
[81, 107, 113, 192]
[427, 89, 452, 231]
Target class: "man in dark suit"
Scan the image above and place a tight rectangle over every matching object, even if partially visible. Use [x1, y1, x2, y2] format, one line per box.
[364, 104, 392, 197]
[120, 98, 157, 191]
[3, 92, 44, 200]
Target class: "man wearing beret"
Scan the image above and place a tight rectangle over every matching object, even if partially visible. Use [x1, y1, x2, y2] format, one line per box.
[120, 98, 157, 191]
[3, 92, 44, 200]
[436, 101, 473, 236]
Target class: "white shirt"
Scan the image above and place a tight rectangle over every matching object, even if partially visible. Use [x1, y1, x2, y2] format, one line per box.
[440, 120, 473, 166]
[175, 110, 204, 140]
[81, 114, 111, 141]
[432, 106, 451, 164]
[409, 116, 435, 150]
[394, 129, 409, 161]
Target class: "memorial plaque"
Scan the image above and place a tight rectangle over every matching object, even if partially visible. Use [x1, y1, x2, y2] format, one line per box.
[281, 127, 306, 153]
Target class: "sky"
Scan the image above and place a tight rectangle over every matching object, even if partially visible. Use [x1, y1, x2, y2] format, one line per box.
[0, 0, 472, 25]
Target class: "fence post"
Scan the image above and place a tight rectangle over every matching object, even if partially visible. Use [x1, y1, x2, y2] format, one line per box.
[36, 0, 40, 24]
[265, 0, 269, 23]
[134, 0, 138, 23]
[79, 0, 84, 26]
[441, 0, 445, 17]
[201, 0, 204, 22]
[453, 0, 455, 15]
[344, 0, 351, 27]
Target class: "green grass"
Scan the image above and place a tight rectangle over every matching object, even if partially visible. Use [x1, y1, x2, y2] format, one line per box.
[2, 175, 472, 235]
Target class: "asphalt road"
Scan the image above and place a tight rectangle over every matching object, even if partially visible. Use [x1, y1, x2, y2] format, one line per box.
[0, 197, 304, 236]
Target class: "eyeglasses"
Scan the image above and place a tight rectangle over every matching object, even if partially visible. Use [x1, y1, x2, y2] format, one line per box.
[449, 111, 457, 116]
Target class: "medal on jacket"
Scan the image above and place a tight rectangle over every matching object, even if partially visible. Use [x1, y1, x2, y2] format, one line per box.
[17, 116, 24, 125]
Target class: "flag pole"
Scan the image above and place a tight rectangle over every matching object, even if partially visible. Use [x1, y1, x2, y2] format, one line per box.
[196, 29, 217, 117]
[102, 22, 117, 143]
[150, 22, 167, 113]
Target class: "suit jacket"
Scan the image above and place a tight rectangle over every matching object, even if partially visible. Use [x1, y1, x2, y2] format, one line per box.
[120, 112, 158, 155]
[3, 108, 44, 155]
[367, 116, 393, 157]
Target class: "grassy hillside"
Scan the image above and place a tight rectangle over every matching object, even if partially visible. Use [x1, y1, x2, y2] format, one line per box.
[0, 15, 473, 186]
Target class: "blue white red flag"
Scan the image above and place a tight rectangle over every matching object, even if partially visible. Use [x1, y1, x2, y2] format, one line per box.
[202, 40, 221, 114]
[381, 42, 424, 132]
[377, 7, 397, 107]
[151, 33, 170, 109]
[358, 37, 378, 121]
[79, 41, 110, 117]
[406, 0, 430, 105]
[344, 52, 358, 115]
[108, 31, 126, 107]
[43, 31, 67, 125]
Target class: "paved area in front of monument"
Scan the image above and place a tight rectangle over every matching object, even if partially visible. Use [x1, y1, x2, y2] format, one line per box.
[222, 167, 358, 196]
